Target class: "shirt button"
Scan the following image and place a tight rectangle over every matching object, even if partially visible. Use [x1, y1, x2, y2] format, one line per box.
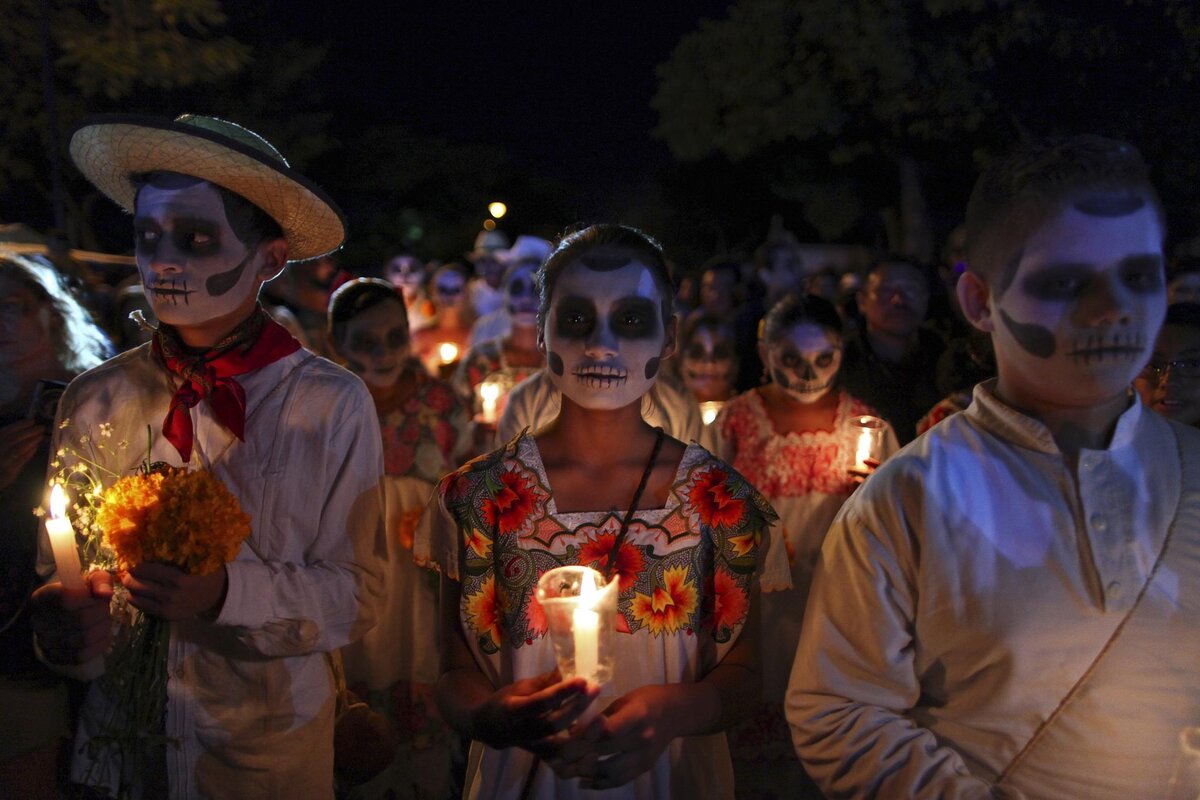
[1090, 514, 1108, 531]
[1081, 456, 1096, 470]
[1108, 581, 1123, 599]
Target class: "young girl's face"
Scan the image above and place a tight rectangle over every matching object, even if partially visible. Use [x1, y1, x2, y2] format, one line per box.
[762, 322, 842, 404]
[541, 258, 672, 411]
[337, 297, 411, 389]
[681, 326, 736, 401]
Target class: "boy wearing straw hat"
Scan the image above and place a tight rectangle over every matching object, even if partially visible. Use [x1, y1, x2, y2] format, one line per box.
[31, 114, 385, 799]
[787, 135, 1200, 798]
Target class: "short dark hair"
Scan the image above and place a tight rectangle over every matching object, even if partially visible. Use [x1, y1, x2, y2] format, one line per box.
[537, 223, 674, 331]
[131, 171, 285, 251]
[326, 277, 407, 346]
[964, 135, 1163, 295]
[760, 293, 844, 344]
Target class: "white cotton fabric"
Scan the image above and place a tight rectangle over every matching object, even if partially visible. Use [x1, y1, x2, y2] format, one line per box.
[786, 378, 1200, 799]
[38, 345, 386, 800]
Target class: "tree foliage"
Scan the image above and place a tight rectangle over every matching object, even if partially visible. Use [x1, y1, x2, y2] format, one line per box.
[653, 0, 1200, 245]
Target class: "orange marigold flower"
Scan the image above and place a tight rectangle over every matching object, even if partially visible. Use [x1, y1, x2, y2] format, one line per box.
[631, 565, 697, 635]
[96, 468, 251, 575]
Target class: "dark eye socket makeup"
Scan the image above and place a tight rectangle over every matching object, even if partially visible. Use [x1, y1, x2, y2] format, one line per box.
[133, 217, 222, 256]
[1022, 254, 1164, 300]
[553, 295, 661, 340]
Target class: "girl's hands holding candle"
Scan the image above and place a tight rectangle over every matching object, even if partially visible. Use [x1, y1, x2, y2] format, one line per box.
[465, 668, 599, 750]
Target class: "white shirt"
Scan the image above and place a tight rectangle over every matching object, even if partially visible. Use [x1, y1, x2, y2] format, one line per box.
[495, 370, 704, 446]
[786, 380, 1200, 799]
[39, 344, 386, 800]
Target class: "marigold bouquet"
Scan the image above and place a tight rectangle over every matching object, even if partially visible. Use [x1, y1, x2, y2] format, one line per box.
[49, 425, 251, 796]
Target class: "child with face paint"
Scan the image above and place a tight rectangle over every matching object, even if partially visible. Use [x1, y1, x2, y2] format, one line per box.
[413, 263, 474, 376]
[675, 313, 739, 404]
[30, 114, 386, 799]
[327, 278, 469, 795]
[716, 293, 896, 796]
[415, 224, 777, 798]
[454, 257, 546, 436]
[788, 136, 1200, 800]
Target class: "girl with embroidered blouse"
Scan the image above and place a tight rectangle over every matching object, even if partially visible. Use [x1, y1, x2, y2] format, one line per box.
[328, 279, 471, 797]
[415, 224, 778, 799]
[716, 293, 897, 796]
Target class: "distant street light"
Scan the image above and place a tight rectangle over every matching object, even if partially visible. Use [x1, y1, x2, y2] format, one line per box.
[488, 201, 507, 219]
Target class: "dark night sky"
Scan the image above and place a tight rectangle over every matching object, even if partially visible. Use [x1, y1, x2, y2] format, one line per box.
[236, 2, 732, 218]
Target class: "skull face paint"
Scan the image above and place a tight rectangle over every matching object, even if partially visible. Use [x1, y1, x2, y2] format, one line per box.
[681, 326, 736, 402]
[990, 202, 1166, 408]
[385, 256, 426, 303]
[133, 180, 264, 329]
[505, 261, 539, 328]
[764, 322, 842, 404]
[336, 297, 411, 389]
[543, 259, 668, 411]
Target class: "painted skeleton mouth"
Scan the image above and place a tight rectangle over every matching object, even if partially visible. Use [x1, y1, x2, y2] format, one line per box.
[1067, 334, 1143, 364]
[791, 380, 834, 394]
[149, 279, 196, 306]
[574, 363, 628, 388]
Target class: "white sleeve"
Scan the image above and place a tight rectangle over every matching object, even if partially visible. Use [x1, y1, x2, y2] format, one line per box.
[785, 501, 1019, 799]
[215, 396, 386, 657]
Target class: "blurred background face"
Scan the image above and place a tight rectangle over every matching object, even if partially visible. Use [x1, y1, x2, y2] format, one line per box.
[432, 267, 467, 312]
[680, 325, 736, 401]
[385, 256, 425, 301]
[761, 246, 803, 295]
[475, 255, 504, 288]
[763, 322, 842, 404]
[1168, 272, 1200, 305]
[859, 262, 930, 339]
[1135, 322, 1200, 425]
[335, 297, 411, 389]
[699, 268, 737, 316]
[0, 275, 55, 371]
[504, 262, 539, 328]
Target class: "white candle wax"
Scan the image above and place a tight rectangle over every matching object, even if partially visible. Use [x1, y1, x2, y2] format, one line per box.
[480, 381, 501, 424]
[47, 485, 85, 593]
[854, 428, 872, 471]
[573, 606, 600, 683]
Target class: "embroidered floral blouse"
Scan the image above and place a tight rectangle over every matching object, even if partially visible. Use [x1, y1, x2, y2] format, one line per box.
[415, 431, 777, 799]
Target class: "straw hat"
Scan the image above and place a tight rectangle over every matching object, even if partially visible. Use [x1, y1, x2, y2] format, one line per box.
[69, 114, 346, 261]
[467, 229, 510, 261]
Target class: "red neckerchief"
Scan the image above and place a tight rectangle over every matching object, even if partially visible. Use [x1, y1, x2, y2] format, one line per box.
[152, 307, 302, 463]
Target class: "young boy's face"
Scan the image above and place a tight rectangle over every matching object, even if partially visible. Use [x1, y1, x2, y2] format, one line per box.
[987, 202, 1166, 410]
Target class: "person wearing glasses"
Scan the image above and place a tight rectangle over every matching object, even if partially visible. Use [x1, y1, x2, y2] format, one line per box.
[1135, 302, 1200, 426]
[838, 257, 946, 443]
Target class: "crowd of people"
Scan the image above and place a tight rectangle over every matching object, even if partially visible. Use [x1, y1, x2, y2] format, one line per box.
[2, 112, 1199, 800]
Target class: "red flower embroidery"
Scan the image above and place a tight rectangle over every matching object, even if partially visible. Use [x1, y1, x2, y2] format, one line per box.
[525, 593, 547, 641]
[425, 383, 456, 413]
[481, 464, 544, 536]
[579, 532, 646, 592]
[707, 567, 749, 635]
[688, 467, 745, 529]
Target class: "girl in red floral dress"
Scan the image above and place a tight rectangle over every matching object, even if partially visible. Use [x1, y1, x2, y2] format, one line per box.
[415, 224, 779, 799]
[717, 293, 898, 798]
[328, 279, 471, 799]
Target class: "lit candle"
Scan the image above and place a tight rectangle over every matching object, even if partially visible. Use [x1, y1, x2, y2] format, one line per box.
[46, 484, 86, 593]
[854, 426, 873, 472]
[479, 380, 501, 424]
[438, 342, 459, 364]
[573, 570, 600, 683]
[699, 400, 724, 426]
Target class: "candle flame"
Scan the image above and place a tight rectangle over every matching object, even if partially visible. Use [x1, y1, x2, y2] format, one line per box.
[438, 342, 459, 363]
[480, 381, 501, 402]
[578, 569, 598, 607]
[50, 484, 67, 519]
